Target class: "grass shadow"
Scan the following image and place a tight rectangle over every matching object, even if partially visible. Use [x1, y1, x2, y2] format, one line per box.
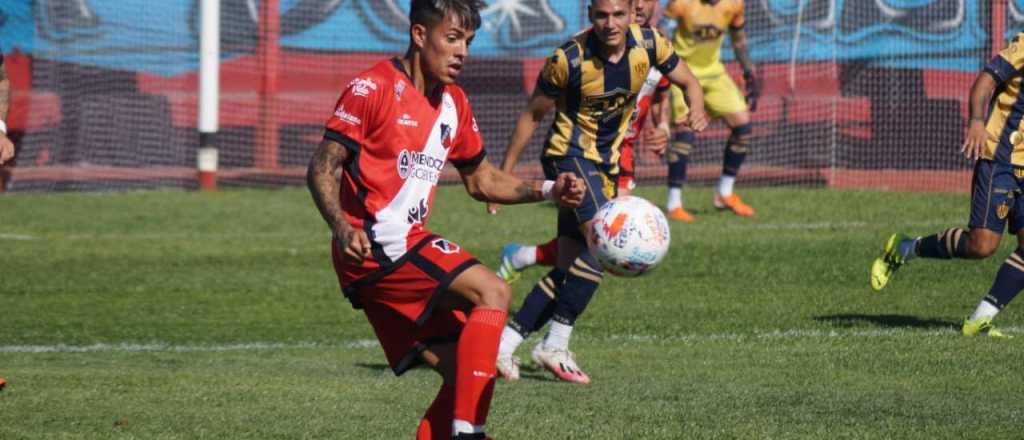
[813, 314, 957, 329]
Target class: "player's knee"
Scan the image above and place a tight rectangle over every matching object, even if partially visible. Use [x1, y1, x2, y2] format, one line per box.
[966, 231, 1000, 259]
[727, 124, 753, 151]
[477, 280, 512, 311]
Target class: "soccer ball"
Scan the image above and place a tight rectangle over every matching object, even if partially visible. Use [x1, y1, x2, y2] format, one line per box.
[586, 196, 671, 277]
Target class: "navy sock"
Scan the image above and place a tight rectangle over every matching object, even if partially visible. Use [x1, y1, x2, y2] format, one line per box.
[915, 228, 968, 259]
[984, 248, 1024, 310]
[551, 252, 603, 326]
[722, 124, 752, 176]
[508, 268, 564, 337]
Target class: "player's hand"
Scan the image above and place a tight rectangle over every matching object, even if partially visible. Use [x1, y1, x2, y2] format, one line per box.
[743, 69, 761, 112]
[643, 123, 671, 156]
[961, 118, 988, 161]
[687, 107, 709, 132]
[334, 227, 372, 263]
[486, 202, 500, 215]
[0, 134, 14, 165]
[552, 172, 585, 209]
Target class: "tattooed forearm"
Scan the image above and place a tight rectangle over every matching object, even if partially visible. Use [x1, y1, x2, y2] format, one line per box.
[307, 139, 349, 234]
[730, 29, 755, 74]
[968, 72, 998, 123]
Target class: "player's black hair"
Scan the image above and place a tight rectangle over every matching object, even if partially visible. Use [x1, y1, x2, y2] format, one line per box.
[409, 0, 485, 31]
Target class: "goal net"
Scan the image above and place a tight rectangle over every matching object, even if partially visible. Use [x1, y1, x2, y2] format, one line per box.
[0, 1, 1006, 192]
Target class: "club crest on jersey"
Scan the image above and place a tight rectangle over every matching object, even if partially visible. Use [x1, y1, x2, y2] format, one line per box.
[407, 198, 429, 224]
[349, 77, 378, 97]
[440, 123, 453, 147]
[431, 238, 461, 254]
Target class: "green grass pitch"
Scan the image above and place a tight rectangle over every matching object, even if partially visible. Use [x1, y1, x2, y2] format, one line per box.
[1, 185, 1022, 438]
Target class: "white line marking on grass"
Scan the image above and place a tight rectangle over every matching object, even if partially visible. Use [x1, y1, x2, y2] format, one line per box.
[0, 233, 36, 240]
[2, 327, 1020, 354]
[719, 219, 962, 231]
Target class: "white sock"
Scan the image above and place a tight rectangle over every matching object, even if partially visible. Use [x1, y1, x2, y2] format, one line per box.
[969, 300, 1000, 321]
[543, 322, 574, 351]
[718, 175, 736, 196]
[900, 238, 919, 262]
[452, 419, 485, 435]
[498, 326, 524, 356]
[667, 187, 683, 210]
[510, 245, 537, 270]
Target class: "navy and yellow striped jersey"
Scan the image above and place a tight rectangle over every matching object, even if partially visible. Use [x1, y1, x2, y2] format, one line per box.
[536, 24, 680, 172]
[984, 33, 1024, 166]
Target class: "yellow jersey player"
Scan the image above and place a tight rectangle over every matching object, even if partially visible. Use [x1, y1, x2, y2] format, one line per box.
[493, 0, 709, 384]
[869, 33, 1024, 338]
[663, 0, 759, 221]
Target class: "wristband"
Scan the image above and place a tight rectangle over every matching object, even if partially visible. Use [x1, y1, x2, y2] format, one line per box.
[541, 180, 556, 202]
[0, 119, 6, 135]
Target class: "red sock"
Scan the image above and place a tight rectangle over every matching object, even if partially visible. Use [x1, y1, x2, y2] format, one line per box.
[453, 307, 506, 427]
[416, 383, 454, 440]
[535, 238, 559, 267]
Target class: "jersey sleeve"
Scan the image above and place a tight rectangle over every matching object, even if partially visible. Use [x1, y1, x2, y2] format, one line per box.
[987, 34, 1024, 84]
[448, 90, 487, 170]
[730, 0, 746, 29]
[535, 49, 569, 97]
[653, 30, 681, 75]
[324, 75, 386, 151]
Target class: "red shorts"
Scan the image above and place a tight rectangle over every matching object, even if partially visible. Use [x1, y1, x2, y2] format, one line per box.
[618, 140, 635, 189]
[332, 234, 480, 375]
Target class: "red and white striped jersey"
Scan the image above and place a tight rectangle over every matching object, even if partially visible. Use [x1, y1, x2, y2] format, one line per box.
[324, 59, 485, 273]
[624, 69, 670, 144]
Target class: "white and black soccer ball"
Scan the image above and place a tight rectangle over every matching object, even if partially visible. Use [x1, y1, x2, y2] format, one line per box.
[586, 196, 671, 277]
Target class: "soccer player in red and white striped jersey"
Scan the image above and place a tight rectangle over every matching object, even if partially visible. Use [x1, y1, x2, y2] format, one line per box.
[306, 2, 584, 438]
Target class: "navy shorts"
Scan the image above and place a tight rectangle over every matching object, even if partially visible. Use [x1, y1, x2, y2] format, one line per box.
[542, 156, 617, 243]
[970, 159, 1024, 234]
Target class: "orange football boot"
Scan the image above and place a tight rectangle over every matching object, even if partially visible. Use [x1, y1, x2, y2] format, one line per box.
[714, 193, 755, 217]
[666, 206, 695, 222]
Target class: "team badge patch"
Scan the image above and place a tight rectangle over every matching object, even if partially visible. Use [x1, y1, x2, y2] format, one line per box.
[431, 238, 461, 254]
[997, 201, 1010, 220]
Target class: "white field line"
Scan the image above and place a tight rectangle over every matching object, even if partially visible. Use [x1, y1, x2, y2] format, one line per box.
[1, 326, 1020, 354]
[0, 233, 36, 240]
[9, 219, 964, 242]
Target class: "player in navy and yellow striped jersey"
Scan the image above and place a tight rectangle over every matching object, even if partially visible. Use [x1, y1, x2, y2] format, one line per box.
[492, 0, 709, 384]
[870, 34, 1024, 338]
[663, 0, 760, 221]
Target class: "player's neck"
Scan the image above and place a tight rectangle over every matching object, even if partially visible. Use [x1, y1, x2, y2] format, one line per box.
[598, 41, 627, 64]
[400, 52, 440, 97]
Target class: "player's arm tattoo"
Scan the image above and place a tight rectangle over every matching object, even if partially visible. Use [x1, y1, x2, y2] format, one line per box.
[306, 138, 350, 235]
[729, 28, 755, 74]
[0, 65, 9, 121]
[968, 72, 998, 124]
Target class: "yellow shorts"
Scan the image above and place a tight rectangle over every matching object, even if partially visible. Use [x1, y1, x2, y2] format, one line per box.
[670, 73, 748, 124]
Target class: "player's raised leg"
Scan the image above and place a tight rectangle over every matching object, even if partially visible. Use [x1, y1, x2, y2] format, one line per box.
[871, 160, 1008, 291]
[496, 238, 558, 284]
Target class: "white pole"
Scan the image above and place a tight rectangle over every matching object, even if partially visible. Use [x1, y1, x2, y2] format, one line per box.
[198, 0, 220, 190]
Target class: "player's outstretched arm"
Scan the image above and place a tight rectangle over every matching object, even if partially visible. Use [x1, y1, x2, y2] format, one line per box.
[963, 71, 998, 161]
[462, 159, 583, 208]
[729, 27, 759, 112]
[642, 88, 672, 155]
[0, 61, 13, 165]
[306, 138, 370, 262]
[665, 63, 709, 132]
[487, 89, 558, 214]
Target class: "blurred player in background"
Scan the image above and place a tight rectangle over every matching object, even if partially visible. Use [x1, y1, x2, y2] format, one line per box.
[306, 1, 583, 438]
[0, 53, 14, 165]
[493, 0, 672, 284]
[870, 34, 1024, 338]
[492, 0, 708, 384]
[663, 0, 760, 221]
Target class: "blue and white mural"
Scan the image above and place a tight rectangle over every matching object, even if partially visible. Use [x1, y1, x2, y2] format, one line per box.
[0, 0, 1000, 75]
